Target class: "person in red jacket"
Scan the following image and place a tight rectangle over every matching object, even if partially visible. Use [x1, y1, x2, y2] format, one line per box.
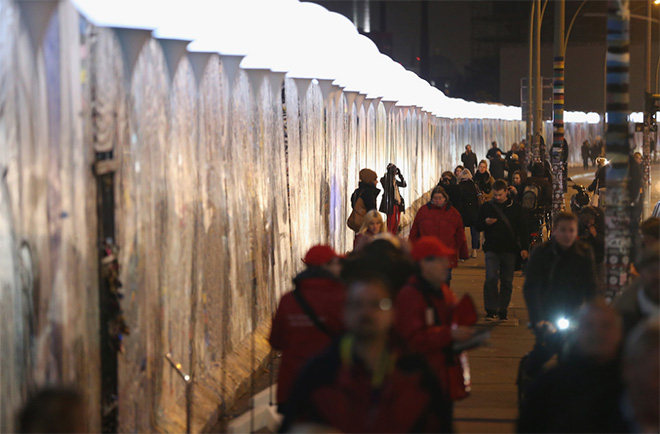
[281, 273, 448, 433]
[409, 185, 469, 283]
[394, 237, 477, 427]
[269, 245, 346, 413]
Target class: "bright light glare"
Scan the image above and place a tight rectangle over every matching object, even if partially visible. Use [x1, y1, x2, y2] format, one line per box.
[557, 318, 570, 330]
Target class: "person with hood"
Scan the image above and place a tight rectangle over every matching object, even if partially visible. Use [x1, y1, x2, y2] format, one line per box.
[347, 168, 380, 232]
[461, 144, 478, 174]
[394, 237, 478, 430]
[457, 169, 481, 258]
[269, 245, 346, 413]
[379, 164, 407, 234]
[409, 186, 469, 283]
[473, 160, 495, 202]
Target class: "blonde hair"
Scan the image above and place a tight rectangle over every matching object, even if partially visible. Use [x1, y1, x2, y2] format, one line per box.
[359, 210, 386, 235]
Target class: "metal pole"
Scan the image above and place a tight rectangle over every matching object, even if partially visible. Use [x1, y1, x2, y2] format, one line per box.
[527, 1, 535, 164]
[533, 0, 543, 162]
[643, 0, 652, 218]
[552, 0, 566, 218]
[604, 0, 632, 301]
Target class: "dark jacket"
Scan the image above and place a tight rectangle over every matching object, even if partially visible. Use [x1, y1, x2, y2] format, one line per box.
[351, 181, 380, 211]
[380, 169, 407, 214]
[518, 357, 629, 433]
[458, 179, 480, 226]
[506, 161, 522, 183]
[439, 179, 461, 211]
[581, 143, 590, 160]
[475, 198, 529, 254]
[522, 239, 597, 324]
[461, 151, 478, 174]
[473, 170, 495, 201]
[588, 165, 607, 192]
[269, 267, 346, 404]
[578, 206, 605, 264]
[280, 339, 447, 433]
[486, 147, 501, 160]
[489, 157, 505, 180]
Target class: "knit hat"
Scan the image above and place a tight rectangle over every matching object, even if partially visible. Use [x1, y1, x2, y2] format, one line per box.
[303, 245, 339, 266]
[359, 168, 378, 184]
[458, 169, 472, 180]
[410, 237, 455, 262]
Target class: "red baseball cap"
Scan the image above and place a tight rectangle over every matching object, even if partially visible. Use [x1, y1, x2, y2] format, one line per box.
[303, 245, 340, 267]
[411, 237, 455, 262]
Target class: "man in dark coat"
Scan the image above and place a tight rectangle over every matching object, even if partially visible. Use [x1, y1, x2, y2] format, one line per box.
[379, 163, 407, 234]
[522, 212, 597, 377]
[518, 303, 629, 433]
[461, 144, 478, 174]
[486, 141, 501, 161]
[489, 151, 506, 180]
[475, 180, 529, 320]
[281, 274, 448, 433]
[457, 169, 481, 257]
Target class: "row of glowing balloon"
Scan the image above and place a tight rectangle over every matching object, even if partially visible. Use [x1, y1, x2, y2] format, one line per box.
[71, 0, 605, 123]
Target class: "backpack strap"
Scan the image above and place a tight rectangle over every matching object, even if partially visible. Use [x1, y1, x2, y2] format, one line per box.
[293, 288, 333, 336]
[416, 285, 441, 326]
[490, 201, 522, 252]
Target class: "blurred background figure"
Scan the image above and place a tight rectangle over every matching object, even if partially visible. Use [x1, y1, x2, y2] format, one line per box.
[269, 245, 346, 413]
[622, 319, 660, 434]
[461, 144, 477, 175]
[281, 273, 446, 433]
[18, 387, 87, 433]
[518, 303, 628, 433]
[615, 245, 659, 336]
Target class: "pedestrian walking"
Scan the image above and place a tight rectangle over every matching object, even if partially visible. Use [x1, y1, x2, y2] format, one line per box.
[473, 160, 495, 202]
[475, 180, 529, 320]
[489, 151, 506, 180]
[438, 171, 461, 209]
[457, 169, 481, 258]
[521, 212, 597, 377]
[581, 140, 591, 170]
[486, 141, 501, 161]
[394, 237, 478, 430]
[269, 245, 346, 412]
[461, 144, 478, 174]
[590, 139, 601, 167]
[508, 170, 527, 204]
[379, 163, 407, 234]
[347, 168, 380, 232]
[506, 153, 522, 184]
[281, 273, 448, 433]
[353, 210, 386, 252]
[409, 186, 469, 283]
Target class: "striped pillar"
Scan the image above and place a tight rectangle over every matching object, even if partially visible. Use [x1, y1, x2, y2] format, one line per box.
[604, 0, 631, 301]
[551, 56, 565, 217]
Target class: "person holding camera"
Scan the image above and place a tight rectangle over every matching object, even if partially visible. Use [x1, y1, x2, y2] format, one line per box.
[379, 163, 407, 234]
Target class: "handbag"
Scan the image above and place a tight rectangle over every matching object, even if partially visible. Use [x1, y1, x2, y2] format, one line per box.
[347, 196, 367, 232]
[417, 287, 471, 401]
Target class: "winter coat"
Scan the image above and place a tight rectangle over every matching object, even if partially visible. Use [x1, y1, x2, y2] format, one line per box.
[588, 165, 607, 192]
[581, 143, 590, 160]
[522, 239, 597, 324]
[269, 267, 346, 405]
[439, 180, 462, 210]
[473, 170, 495, 201]
[475, 198, 529, 254]
[280, 339, 447, 433]
[379, 171, 406, 215]
[458, 179, 480, 227]
[506, 161, 522, 183]
[486, 147, 501, 160]
[518, 357, 629, 433]
[394, 276, 459, 399]
[489, 157, 505, 180]
[351, 181, 380, 212]
[461, 151, 478, 174]
[408, 202, 469, 268]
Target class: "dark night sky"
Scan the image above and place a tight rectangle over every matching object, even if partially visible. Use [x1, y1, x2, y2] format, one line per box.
[312, 0, 657, 110]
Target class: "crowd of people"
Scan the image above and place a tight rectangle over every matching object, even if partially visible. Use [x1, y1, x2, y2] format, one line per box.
[269, 147, 659, 433]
